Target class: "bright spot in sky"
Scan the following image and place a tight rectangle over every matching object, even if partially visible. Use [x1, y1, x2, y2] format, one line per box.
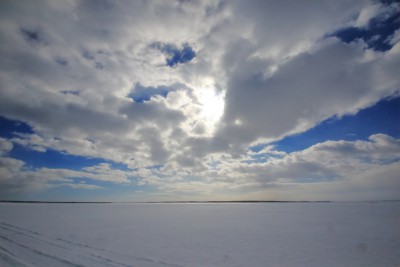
[197, 87, 225, 125]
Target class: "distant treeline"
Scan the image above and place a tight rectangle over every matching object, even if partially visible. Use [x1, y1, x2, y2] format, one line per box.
[142, 200, 332, 203]
[0, 200, 111, 204]
[0, 200, 330, 204]
[2, 200, 399, 204]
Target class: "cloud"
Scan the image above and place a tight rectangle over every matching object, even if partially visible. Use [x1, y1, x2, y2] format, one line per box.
[214, 38, 400, 152]
[63, 183, 102, 190]
[0, 137, 132, 197]
[129, 83, 173, 103]
[355, 3, 381, 28]
[0, 138, 13, 155]
[0, 158, 131, 197]
[0, 0, 399, 200]
[2, 130, 400, 201]
[153, 134, 400, 201]
[334, 1, 400, 51]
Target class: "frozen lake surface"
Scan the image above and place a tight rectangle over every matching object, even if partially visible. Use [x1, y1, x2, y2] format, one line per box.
[0, 202, 399, 267]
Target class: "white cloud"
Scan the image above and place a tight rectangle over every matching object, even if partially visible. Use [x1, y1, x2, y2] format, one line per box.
[148, 134, 400, 201]
[62, 183, 102, 190]
[0, 138, 13, 155]
[0, 146, 132, 197]
[0, 0, 399, 199]
[389, 29, 400, 45]
[355, 3, 381, 28]
[215, 39, 400, 153]
[1, 132, 400, 201]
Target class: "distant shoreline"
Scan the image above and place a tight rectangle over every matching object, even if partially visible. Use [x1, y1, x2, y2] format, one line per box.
[1, 200, 328, 204]
[0, 200, 112, 204]
[1, 200, 398, 204]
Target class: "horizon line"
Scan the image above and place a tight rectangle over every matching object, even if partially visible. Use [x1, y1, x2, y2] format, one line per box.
[1, 200, 399, 204]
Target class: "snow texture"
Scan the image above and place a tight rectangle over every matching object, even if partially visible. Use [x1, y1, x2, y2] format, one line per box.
[0, 202, 399, 267]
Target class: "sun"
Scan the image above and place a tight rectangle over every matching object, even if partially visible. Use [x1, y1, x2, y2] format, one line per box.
[197, 87, 225, 125]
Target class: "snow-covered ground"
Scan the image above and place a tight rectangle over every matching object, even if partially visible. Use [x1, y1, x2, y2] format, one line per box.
[0, 202, 399, 267]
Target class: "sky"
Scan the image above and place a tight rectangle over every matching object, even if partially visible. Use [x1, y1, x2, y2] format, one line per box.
[0, 0, 399, 202]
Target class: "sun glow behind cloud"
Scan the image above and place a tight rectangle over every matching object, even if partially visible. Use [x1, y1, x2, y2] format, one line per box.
[197, 87, 225, 129]
[0, 0, 399, 201]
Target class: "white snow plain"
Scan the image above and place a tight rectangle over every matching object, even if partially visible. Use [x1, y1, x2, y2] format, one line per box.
[0, 202, 399, 267]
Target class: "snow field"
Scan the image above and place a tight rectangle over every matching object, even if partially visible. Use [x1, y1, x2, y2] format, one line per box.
[0, 202, 399, 267]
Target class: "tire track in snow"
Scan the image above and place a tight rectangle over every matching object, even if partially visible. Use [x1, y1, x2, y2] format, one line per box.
[0, 222, 117, 267]
[0, 235, 85, 267]
[0, 251, 28, 267]
[0, 243, 29, 267]
[0, 221, 185, 267]
[1, 223, 40, 236]
[57, 237, 185, 267]
[0, 223, 67, 250]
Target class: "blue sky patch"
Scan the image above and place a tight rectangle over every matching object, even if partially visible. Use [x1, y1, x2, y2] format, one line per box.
[20, 29, 40, 42]
[83, 50, 95, 60]
[153, 42, 196, 67]
[7, 141, 131, 172]
[55, 57, 68, 66]
[0, 116, 130, 171]
[332, 4, 400, 51]
[95, 62, 104, 70]
[7, 143, 109, 170]
[129, 83, 172, 103]
[61, 90, 80, 95]
[0, 116, 34, 138]
[271, 96, 400, 153]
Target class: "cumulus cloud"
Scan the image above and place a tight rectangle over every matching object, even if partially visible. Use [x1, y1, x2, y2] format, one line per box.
[215, 38, 400, 152]
[0, 138, 133, 197]
[0, 0, 399, 199]
[0, 160, 132, 197]
[0, 138, 13, 155]
[149, 134, 400, 201]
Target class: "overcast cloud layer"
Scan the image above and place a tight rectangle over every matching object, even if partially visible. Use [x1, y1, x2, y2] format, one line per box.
[0, 0, 399, 201]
